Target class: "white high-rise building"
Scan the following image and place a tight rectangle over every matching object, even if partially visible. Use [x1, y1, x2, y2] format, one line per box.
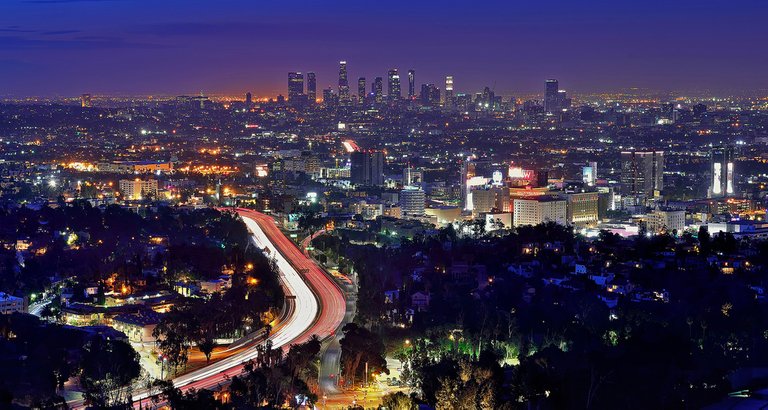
[513, 197, 567, 227]
[400, 187, 426, 217]
[709, 146, 735, 198]
[119, 178, 159, 200]
[582, 161, 597, 187]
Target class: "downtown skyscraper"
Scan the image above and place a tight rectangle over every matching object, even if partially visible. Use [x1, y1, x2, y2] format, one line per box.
[387, 69, 401, 101]
[288, 72, 304, 101]
[358, 77, 366, 104]
[544, 79, 570, 113]
[338, 61, 350, 105]
[444, 76, 454, 108]
[306, 72, 316, 102]
[408, 69, 415, 99]
[372, 77, 383, 103]
[544, 79, 559, 113]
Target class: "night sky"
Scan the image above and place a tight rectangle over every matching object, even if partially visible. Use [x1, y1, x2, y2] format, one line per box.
[1, 0, 767, 97]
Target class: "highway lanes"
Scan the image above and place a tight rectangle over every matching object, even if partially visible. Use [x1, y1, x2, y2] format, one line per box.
[69, 208, 345, 408]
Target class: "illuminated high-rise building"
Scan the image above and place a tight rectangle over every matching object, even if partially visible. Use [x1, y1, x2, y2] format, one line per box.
[407, 69, 415, 99]
[400, 186, 426, 216]
[544, 79, 559, 113]
[322, 87, 337, 107]
[461, 157, 476, 210]
[81, 93, 92, 108]
[373, 77, 383, 103]
[582, 161, 597, 187]
[443, 76, 454, 107]
[351, 150, 384, 186]
[338, 61, 350, 105]
[288, 72, 304, 101]
[387, 69, 401, 101]
[709, 146, 735, 198]
[306, 72, 316, 102]
[245, 92, 252, 108]
[420, 84, 440, 106]
[357, 77, 366, 104]
[621, 151, 664, 198]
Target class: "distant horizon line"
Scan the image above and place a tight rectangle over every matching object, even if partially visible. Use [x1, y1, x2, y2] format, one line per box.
[2, 87, 768, 101]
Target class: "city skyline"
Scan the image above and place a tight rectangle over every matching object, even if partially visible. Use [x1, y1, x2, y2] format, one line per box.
[2, 0, 768, 97]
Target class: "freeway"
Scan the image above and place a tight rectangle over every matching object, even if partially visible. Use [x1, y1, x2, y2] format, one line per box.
[70, 209, 345, 408]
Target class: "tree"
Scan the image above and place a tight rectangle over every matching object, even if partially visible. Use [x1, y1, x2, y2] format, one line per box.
[698, 225, 711, 255]
[339, 323, 389, 387]
[380, 391, 417, 410]
[198, 337, 216, 364]
[80, 338, 141, 408]
[229, 337, 320, 408]
[298, 209, 323, 239]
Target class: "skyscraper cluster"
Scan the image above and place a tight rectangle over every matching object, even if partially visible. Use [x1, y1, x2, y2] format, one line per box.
[285, 61, 464, 110]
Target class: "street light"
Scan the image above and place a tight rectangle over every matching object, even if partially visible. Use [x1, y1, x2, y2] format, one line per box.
[157, 355, 168, 380]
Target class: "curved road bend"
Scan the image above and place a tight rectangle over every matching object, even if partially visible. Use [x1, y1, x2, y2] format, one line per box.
[69, 209, 345, 408]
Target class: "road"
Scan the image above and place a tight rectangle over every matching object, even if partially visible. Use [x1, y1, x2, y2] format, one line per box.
[69, 209, 346, 408]
[300, 229, 325, 256]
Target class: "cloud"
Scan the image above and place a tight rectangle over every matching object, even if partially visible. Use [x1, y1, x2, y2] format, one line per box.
[131, 22, 256, 37]
[0, 27, 37, 33]
[0, 35, 168, 50]
[42, 30, 82, 35]
[24, 0, 122, 3]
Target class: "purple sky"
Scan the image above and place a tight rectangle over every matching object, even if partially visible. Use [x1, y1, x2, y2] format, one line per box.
[1, 0, 767, 97]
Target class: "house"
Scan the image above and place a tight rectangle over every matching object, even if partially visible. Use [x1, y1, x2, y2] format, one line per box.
[173, 281, 200, 297]
[598, 292, 619, 308]
[607, 277, 634, 295]
[544, 274, 568, 287]
[573, 264, 588, 275]
[112, 309, 162, 344]
[508, 262, 537, 278]
[0, 292, 25, 314]
[589, 273, 614, 288]
[410, 292, 431, 312]
[201, 275, 232, 294]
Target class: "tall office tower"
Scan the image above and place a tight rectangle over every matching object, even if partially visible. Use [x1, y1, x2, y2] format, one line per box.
[245, 92, 252, 108]
[544, 79, 559, 113]
[322, 88, 337, 107]
[350, 150, 384, 186]
[461, 157, 476, 210]
[709, 146, 735, 198]
[306, 72, 316, 102]
[661, 103, 675, 120]
[471, 186, 511, 215]
[692, 103, 707, 120]
[407, 69, 415, 98]
[287, 72, 304, 101]
[400, 186, 426, 216]
[557, 89, 571, 110]
[81, 93, 92, 108]
[387, 69, 401, 101]
[582, 161, 598, 186]
[373, 77, 383, 103]
[478, 86, 495, 110]
[357, 77, 366, 104]
[443, 76, 454, 107]
[620, 151, 664, 198]
[420, 84, 440, 106]
[338, 61, 350, 105]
